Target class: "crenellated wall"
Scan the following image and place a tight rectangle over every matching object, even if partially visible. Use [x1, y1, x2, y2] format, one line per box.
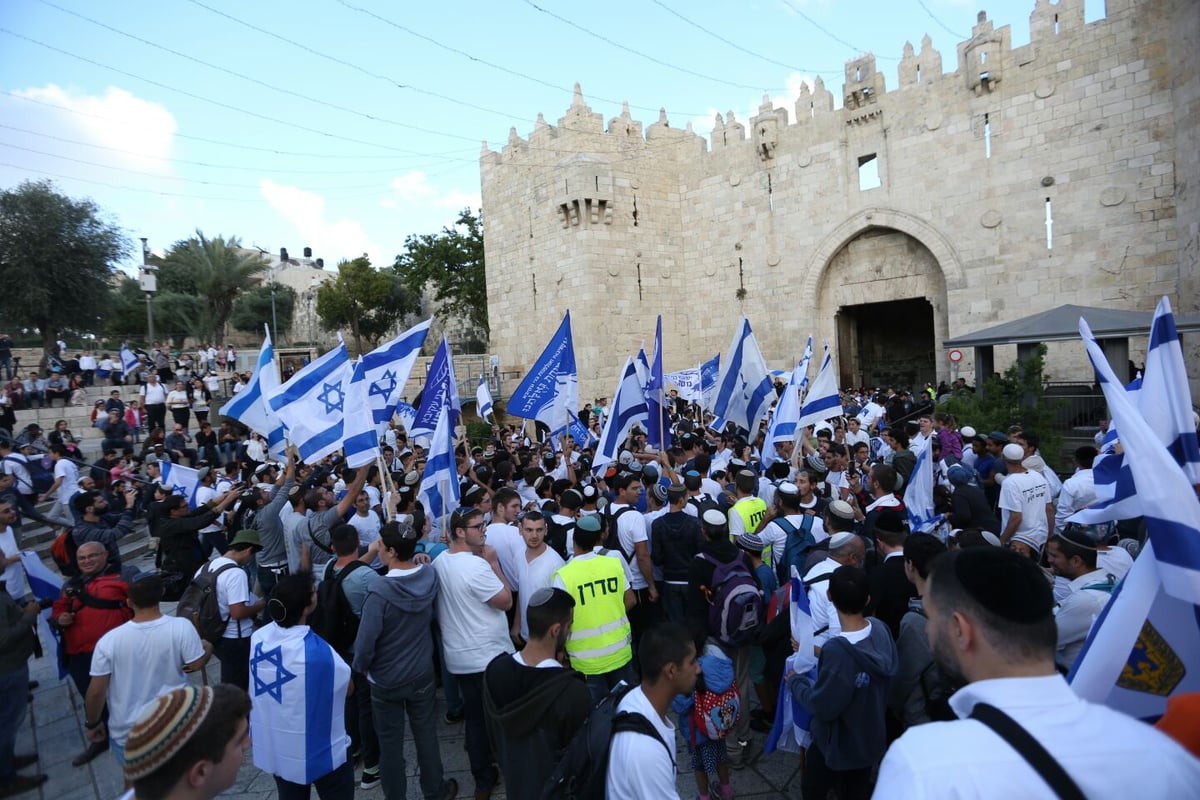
[481, 0, 1197, 402]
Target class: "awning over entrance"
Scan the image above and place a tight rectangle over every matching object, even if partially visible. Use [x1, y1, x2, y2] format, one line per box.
[944, 303, 1200, 392]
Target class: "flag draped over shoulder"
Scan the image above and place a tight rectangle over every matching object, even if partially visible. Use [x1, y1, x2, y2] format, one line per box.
[249, 625, 351, 785]
[218, 327, 285, 459]
[644, 316, 670, 450]
[507, 311, 583, 442]
[766, 566, 817, 754]
[417, 405, 460, 521]
[796, 347, 844, 432]
[410, 336, 461, 440]
[903, 440, 939, 533]
[160, 462, 203, 509]
[360, 319, 431, 432]
[712, 318, 774, 435]
[266, 341, 352, 464]
[592, 357, 650, 474]
[476, 374, 494, 424]
[1067, 309, 1200, 721]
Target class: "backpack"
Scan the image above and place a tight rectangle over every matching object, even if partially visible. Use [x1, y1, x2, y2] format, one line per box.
[602, 506, 638, 558]
[2, 455, 53, 495]
[700, 553, 764, 648]
[50, 528, 79, 577]
[541, 682, 672, 800]
[309, 561, 370, 656]
[773, 516, 816, 586]
[546, 518, 575, 561]
[687, 494, 722, 518]
[690, 674, 741, 742]
[176, 561, 240, 644]
[907, 603, 957, 721]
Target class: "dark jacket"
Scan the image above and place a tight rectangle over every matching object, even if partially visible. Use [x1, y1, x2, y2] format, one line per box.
[0, 591, 38, 673]
[686, 537, 756, 651]
[157, 508, 221, 588]
[72, 510, 136, 568]
[866, 555, 916, 640]
[948, 483, 1000, 533]
[482, 652, 590, 800]
[788, 617, 898, 770]
[352, 565, 439, 688]
[650, 510, 703, 583]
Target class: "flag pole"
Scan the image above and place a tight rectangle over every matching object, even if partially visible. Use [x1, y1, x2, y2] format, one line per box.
[376, 454, 392, 522]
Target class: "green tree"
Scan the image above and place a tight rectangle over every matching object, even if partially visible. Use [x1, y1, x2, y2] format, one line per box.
[156, 230, 267, 344]
[317, 256, 419, 354]
[0, 180, 129, 354]
[393, 208, 488, 335]
[104, 277, 203, 349]
[231, 283, 297, 337]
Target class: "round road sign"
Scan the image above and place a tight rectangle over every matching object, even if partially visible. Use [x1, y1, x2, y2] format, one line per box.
[948, 349, 963, 363]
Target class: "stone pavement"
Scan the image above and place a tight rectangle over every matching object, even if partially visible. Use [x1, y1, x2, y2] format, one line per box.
[13, 549, 802, 799]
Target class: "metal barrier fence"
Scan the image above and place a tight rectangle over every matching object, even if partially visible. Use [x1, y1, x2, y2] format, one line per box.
[1044, 382, 1106, 438]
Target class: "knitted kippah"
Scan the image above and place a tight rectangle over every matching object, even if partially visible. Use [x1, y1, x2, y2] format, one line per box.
[124, 686, 214, 783]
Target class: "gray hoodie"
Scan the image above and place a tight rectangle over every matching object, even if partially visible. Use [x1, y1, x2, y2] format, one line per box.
[352, 565, 439, 688]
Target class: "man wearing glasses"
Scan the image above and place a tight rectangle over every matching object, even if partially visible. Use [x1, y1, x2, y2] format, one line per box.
[433, 506, 513, 800]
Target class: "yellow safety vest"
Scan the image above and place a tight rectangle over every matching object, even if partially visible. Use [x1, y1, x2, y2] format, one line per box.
[555, 554, 631, 675]
[730, 497, 767, 537]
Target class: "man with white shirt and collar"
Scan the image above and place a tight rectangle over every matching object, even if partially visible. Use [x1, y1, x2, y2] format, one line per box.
[1054, 446, 1098, 533]
[759, 481, 824, 581]
[802, 532, 866, 653]
[874, 546, 1200, 798]
[1045, 527, 1115, 672]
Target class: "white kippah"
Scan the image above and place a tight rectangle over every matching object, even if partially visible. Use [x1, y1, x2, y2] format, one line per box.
[702, 509, 727, 527]
[776, 481, 799, 496]
[828, 532, 858, 550]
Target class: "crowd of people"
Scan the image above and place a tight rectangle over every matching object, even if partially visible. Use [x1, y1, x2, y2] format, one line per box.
[1, 374, 1198, 800]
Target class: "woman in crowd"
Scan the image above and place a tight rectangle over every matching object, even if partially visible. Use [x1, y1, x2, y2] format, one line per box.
[166, 380, 192, 431]
[189, 376, 212, 426]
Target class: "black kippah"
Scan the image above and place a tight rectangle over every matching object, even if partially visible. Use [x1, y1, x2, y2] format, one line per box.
[952, 547, 1053, 624]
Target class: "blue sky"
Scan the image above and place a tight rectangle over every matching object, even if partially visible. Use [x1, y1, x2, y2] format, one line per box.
[0, 0, 1103, 273]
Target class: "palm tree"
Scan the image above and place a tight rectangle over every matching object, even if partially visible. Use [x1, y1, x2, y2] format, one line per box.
[158, 231, 267, 344]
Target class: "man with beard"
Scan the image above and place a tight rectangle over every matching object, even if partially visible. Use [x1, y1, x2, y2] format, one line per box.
[483, 587, 590, 800]
[874, 547, 1200, 798]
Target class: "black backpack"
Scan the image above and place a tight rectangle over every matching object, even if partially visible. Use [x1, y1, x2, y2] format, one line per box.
[546, 518, 575, 560]
[176, 561, 240, 644]
[309, 561, 370, 657]
[602, 506, 638, 558]
[541, 683, 672, 800]
[906, 602, 958, 721]
[2, 454, 53, 495]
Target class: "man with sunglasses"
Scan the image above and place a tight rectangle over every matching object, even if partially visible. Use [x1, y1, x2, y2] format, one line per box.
[433, 506, 513, 800]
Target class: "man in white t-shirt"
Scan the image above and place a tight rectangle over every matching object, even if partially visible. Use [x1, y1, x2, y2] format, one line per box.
[606, 622, 697, 800]
[84, 572, 207, 767]
[998, 444, 1053, 547]
[485, 487, 525, 589]
[139, 374, 167, 432]
[40, 444, 79, 527]
[844, 417, 870, 449]
[0, 499, 27, 599]
[510, 510, 565, 643]
[432, 506, 514, 800]
[857, 395, 886, 434]
[199, 530, 265, 692]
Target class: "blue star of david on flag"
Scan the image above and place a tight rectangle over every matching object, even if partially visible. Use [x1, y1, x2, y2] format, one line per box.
[369, 369, 397, 399]
[318, 380, 344, 414]
[250, 642, 296, 702]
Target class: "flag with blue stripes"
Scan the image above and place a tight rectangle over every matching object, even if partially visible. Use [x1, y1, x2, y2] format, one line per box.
[249, 623, 351, 784]
[762, 339, 810, 467]
[592, 357, 650, 474]
[267, 340, 352, 464]
[417, 405, 460, 522]
[712, 318, 775, 435]
[766, 565, 817, 754]
[796, 336, 814, 393]
[645, 316, 671, 450]
[342, 359, 381, 469]
[19, 552, 66, 678]
[119, 345, 140, 378]
[360, 318, 431, 432]
[699, 353, 720, 410]
[476, 374, 494, 423]
[796, 347, 844, 433]
[1067, 313, 1200, 721]
[507, 311, 582, 442]
[160, 461, 204, 509]
[903, 440, 940, 533]
[218, 327, 285, 459]
[410, 336, 461, 439]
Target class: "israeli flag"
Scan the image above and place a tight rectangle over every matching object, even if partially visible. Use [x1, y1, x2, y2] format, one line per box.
[19, 552, 66, 679]
[218, 327, 285, 459]
[712, 318, 775, 435]
[796, 336, 814, 393]
[644, 316, 671, 450]
[903, 440, 940, 533]
[342, 359, 381, 469]
[476, 374, 495, 424]
[160, 462, 204, 509]
[634, 346, 651, 391]
[507, 311, 582, 442]
[119, 345, 140, 378]
[766, 566, 817, 754]
[699, 354, 720, 410]
[417, 405, 460, 523]
[762, 340, 809, 467]
[592, 357, 650, 474]
[1068, 313, 1200, 720]
[394, 402, 417, 434]
[267, 340, 353, 464]
[249, 623, 351, 785]
[360, 319, 431, 432]
[795, 347, 844, 433]
[409, 336, 461, 439]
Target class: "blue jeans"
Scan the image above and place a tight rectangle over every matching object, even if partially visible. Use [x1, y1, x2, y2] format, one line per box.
[0, 665, 29, 783]
[273, 758, 355, 800]
[584, 661, 637, 706]
[110, 739, 125, 768]
[370, 674, 450, 800]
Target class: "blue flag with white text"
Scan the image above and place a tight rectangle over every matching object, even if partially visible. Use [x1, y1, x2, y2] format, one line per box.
[507, 311, 581, 442]
[410, 337, 461, 440]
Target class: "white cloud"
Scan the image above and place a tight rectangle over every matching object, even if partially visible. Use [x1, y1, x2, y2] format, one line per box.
[260, 179, 383, 263]
[689, 71, 814, 141]
[13, 85, 177, 174]
[385, 170, 480, 218]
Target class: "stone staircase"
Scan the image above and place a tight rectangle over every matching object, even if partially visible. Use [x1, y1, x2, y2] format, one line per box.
[17, 497, 155, 577]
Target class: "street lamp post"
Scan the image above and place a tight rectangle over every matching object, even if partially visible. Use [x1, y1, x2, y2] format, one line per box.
[307, 276, 320, 348]
[138, 238, 156, 346]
